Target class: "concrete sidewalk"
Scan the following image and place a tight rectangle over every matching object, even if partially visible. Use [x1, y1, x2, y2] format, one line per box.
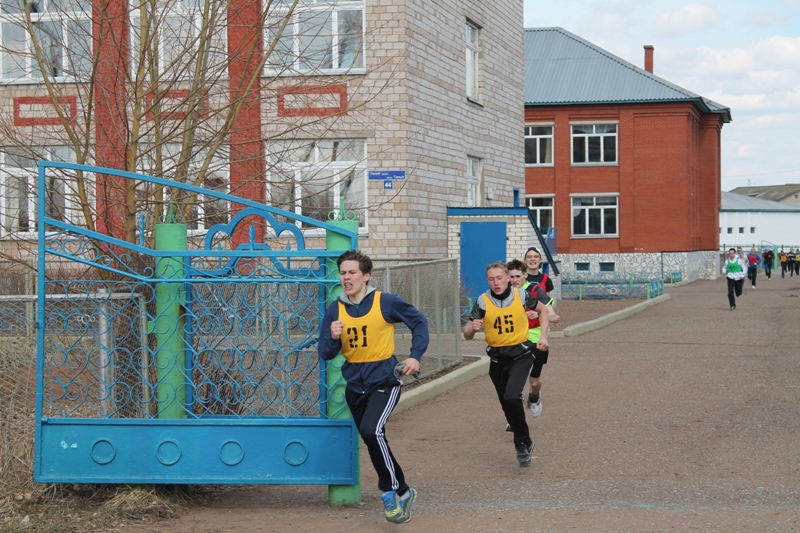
[122, 276, 800, 533]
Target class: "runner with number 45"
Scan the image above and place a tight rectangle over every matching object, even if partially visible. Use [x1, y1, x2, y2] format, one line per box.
[463, 261, 549, 468]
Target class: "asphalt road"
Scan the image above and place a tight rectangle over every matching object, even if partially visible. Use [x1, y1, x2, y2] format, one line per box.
[115, 276, 800, 533]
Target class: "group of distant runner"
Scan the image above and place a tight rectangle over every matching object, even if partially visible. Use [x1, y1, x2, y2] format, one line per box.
[318, 247, 559, 524]
[722, 246, 799, 310]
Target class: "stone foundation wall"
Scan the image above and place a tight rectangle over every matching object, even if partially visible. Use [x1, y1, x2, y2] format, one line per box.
[557, 251, 719, 282]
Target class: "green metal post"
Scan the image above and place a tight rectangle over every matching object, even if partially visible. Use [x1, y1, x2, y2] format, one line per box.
[155, 206, 188, 419]
[325, 200, 361, 506]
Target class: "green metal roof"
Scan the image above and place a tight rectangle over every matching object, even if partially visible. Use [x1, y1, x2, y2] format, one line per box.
[524, 28, 731, 122]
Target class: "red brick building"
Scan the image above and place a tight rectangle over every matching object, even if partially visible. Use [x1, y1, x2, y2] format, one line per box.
[523, 28, 731, 281]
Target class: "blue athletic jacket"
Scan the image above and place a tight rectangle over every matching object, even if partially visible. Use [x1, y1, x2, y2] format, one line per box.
[318, 286, 429, 394]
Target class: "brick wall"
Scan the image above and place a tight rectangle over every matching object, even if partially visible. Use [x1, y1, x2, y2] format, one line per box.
[390, 0, 524, 258]
[259, 0, 524, 260]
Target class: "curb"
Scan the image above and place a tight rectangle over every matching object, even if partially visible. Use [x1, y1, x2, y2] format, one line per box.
[400, 294, 673, 411]
[396, 355, 490, 413]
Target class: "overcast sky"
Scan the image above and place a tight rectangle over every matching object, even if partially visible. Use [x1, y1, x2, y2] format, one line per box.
[523, 0, 800, 191]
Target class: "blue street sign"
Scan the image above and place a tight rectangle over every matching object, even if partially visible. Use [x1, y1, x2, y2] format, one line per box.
[369, 170, 406, 181]
[383, 180, 393, 189]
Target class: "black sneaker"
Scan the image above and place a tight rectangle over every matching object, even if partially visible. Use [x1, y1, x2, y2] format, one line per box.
[515, 441, 534, 467]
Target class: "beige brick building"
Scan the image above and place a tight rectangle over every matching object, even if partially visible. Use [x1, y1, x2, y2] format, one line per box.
[0, 0, 524, 260]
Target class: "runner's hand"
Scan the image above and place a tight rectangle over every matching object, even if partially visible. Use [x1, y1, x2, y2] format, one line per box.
[330, 320, 344, 340]
[402, 358, 420, 376]
[536, 337, 549, 351]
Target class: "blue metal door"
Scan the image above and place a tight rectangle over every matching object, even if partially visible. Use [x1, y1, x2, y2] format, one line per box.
[460, 222, 506, 301]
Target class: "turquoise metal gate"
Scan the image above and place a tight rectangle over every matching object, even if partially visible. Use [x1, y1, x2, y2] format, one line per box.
[34, 162, 358, 484]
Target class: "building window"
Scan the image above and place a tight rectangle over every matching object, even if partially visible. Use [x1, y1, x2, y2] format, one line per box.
[131, 1, 228, 80]
[266, 0, 364, 74]
[0, 146, 78, 236]
[267, 139, 366, 227]
[137, 144, 230, 233]
[0, 0, 92, 81]
[739, 227, 744, 233]
[465, 21, 480, 100]
[466, 156, 482, 207]
[727, 227, 733, 234]
[574, 262, 589, 272]
[599, 262, 615, 272]
[571, 123, 617, 164]
[525, 196, 553, 231]
[750, 227, 756, 233]
[525, 125, 553, 166]
[572, 195, 618, 237]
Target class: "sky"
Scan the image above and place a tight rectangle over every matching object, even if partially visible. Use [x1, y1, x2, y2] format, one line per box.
[523, 0, 800, 191]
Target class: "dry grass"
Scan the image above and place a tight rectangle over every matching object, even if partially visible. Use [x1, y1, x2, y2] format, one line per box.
[1, 484, 203, 532]
[101, 485, 192, 517]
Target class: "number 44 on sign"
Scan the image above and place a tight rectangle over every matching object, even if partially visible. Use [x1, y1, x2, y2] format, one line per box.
[369, 170, 406, 190]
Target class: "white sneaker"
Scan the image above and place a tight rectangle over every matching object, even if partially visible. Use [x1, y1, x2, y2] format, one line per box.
[528, 392, 542, 418]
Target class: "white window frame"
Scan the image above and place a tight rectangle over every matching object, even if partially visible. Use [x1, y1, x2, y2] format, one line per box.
[525, 124, 553, 166]
[0, 0, 92, 82]
[571, 194, 619, 238]
[136, 144, 230, 235]
[265, 0, 365, 75]
[466, 156, 482, 207]
[0, 146, 85, 238]
[267, 139, 367, 231]
[525, 195, 553, 231]
[130, 0, 228, 81]
[465, 20, 480, 101]
[571, 122, 618, 165]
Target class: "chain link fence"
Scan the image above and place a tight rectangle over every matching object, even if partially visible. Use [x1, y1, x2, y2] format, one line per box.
[371, 259, 462, 383]
[0, 261, 37, 495]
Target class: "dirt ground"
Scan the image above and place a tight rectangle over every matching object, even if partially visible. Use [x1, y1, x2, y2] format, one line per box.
[31, 279, 800, 532]
[546, 297, 639, 332]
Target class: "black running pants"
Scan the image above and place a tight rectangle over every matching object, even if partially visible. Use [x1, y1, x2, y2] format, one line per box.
[727, 277, 743, 308]
[346, 385, 408, 495]
[489, 354, 534, 448]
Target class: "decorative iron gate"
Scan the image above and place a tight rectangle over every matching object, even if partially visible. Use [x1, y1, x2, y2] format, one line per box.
[34, 162, 359, 484]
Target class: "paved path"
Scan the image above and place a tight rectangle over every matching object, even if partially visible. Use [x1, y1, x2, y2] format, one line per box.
[119, 276, 800, 533]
